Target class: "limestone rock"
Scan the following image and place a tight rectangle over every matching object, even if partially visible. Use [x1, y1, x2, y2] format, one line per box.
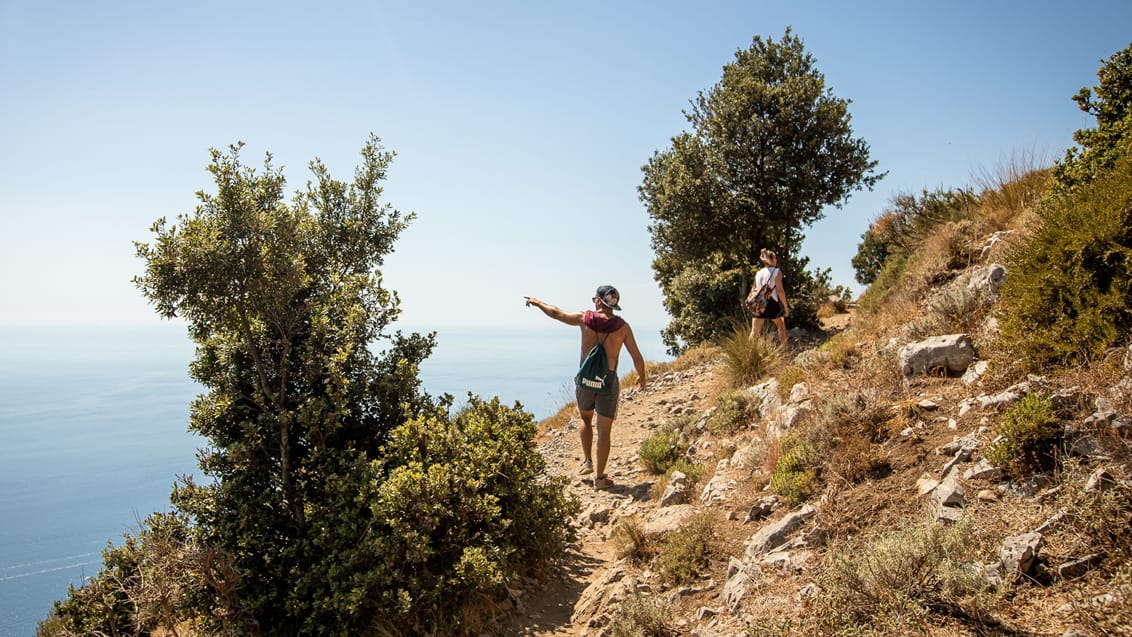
[744, 504, 816, 559]
[899, 334, 976, 380]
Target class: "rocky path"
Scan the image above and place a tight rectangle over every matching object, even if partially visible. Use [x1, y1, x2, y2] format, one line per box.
[502, 363, 724, 636]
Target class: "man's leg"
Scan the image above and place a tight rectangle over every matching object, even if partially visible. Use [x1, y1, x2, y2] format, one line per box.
[578, 408, 594, 466]
[593, 413, 614, 480]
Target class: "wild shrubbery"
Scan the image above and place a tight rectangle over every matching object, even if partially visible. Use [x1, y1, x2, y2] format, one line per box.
[706, 389, 760, 435]
[769, 434, 820, 504]
[983, 393, 1061, 479]
[810, 518, 998, 634]
[997, 148, 1132, 370]
[639, 423, 691, 475]
[41, 399, 576, 637]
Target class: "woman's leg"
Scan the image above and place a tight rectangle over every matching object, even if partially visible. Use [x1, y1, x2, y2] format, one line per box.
[750, 317, 765, 339]
[773, 317, 788, 348]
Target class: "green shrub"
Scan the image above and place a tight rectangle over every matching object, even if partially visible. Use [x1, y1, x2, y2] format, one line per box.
[655, 512, 718, 585]
[770, 435, 820, 504]
[999, 148, 1132, 370]
[640, 427, 689, 475]
[984, 393, 1061, 479]
[366, 397, 579, 633]
[857, 252, 908, 314]
[707, 389, 760, 435]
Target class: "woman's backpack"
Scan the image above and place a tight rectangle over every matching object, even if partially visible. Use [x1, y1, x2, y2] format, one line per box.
[746, 270, 776, 314]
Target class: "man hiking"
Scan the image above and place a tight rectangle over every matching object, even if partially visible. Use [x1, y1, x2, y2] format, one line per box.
[525, 285, 647, 489]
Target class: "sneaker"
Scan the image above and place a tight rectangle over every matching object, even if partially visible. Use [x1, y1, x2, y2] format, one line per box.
[577, 459, 593, 475]
[593, 474, 614, 490]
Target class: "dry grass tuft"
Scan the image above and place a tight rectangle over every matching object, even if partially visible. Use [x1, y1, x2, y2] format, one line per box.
[720, 325, 782, 387]
[970, 149, 1052, 232]
[537, 402, 576, 438]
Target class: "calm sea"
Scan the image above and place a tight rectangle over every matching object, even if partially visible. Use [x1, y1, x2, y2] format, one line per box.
[0, 323, 667, 635]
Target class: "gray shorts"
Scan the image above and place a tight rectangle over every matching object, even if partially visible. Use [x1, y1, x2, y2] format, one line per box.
[576, 376, 620, 419]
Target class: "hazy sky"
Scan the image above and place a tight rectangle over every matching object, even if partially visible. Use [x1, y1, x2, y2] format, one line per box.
[2, 1, 1129, 333]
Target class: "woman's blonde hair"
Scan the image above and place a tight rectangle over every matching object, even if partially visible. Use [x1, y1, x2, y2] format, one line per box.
[759, 248, 777, 266]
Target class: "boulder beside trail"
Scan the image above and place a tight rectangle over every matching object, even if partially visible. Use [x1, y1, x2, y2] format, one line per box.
[899, 334, 976, 381]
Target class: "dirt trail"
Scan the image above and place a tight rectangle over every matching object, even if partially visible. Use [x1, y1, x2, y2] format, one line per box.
[503, 362, 721, 635]
[501, 314, 852, 635]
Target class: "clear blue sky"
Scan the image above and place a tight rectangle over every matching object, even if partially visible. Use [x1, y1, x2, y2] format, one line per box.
[2, 1, 1129, 333]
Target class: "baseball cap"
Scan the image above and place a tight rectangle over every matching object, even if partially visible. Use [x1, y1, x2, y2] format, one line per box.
[595, 285, 622, 311]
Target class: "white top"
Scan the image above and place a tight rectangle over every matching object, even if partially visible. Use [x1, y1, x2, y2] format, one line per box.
[754, 267, 780, 302]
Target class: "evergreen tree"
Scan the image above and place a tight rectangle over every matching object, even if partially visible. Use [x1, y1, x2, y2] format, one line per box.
[639, 28, 883, 353]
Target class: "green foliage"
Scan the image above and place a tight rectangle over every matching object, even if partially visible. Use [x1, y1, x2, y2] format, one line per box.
[656, 255, 751, 355]
[770, 435, 819, 504]
[665, 458, 705, 490]
[641, 28, 882, 353]
[775, 366, 806, 401]
[43, 137, 577, 636]
[856, 252, 907, 314]
[639, 426, 689, 475]
[1054, 42, 1132, 192]
[998, 148, 1132, 369]
[364, 397, 578, 633]
[707, 388, 760, 435]
[811, 518, 997, 634]
[131, 135, 440, 634]
[655, 513, 718, 585]
[984, 393, 1061, 479]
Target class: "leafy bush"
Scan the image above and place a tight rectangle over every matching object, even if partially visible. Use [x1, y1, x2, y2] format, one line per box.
[38, 512, 247, 637]
[818, 332, 860, 369]
[365, 397, 578, 633]
[655, 512, 718, 585]
[998, 148, 1132, 370]
[1058, 462, 1132, 564]
[769, 434, 820, 504]
[639, 426, 689, 475]
[984, 393, 1061, 479]
[707, 389, 760, 435]
[810, 517, 998, 634]
[775, 366, 806, 401]
[903, 283, 989, 340]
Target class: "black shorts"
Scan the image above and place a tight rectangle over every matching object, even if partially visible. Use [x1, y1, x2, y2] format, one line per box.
[756, 298, 785, 320]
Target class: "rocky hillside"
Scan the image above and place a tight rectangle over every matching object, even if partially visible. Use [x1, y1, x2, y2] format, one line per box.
[493, 261, 1132, 636]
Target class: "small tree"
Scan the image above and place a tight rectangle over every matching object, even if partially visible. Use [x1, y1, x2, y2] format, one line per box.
[134, 135, 436, 633]
[640, 28, 883, 353]
[1054, 42, 1132, 192]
